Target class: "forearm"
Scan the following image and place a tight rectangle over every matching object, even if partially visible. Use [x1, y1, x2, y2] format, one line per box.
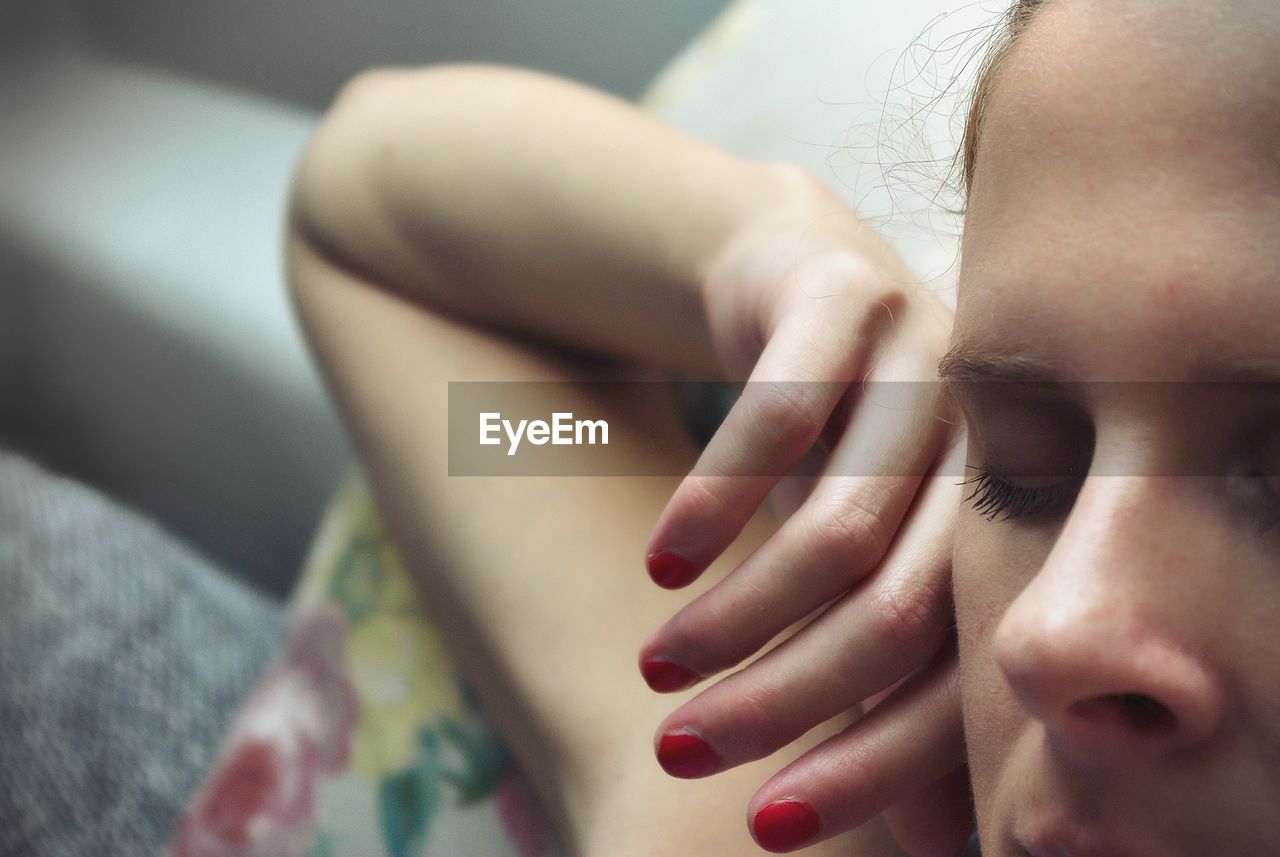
[287, 63, 834, 377]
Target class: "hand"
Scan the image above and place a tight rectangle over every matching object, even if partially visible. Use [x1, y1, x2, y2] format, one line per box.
[638, 175, 973, 855]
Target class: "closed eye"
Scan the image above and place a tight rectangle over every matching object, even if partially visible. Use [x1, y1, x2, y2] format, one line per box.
[959, 465, 1081, 521]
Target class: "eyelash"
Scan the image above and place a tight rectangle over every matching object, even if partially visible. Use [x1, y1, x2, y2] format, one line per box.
[959, 465, 1080, 521]
[961, 462, 1280, 534]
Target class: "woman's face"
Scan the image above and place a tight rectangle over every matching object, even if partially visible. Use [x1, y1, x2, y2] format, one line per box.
[949, 1, 1280, 854]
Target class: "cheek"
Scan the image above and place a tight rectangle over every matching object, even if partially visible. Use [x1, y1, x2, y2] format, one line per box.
[953, 513, 1031, 689]
[953, 514, 1039, 828]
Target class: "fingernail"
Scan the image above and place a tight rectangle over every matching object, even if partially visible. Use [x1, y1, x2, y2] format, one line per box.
[640, 655, 701, 693]
[656, 729, 719, 778]
[647, 550, 697, 589]
[753, 799, 821, 852]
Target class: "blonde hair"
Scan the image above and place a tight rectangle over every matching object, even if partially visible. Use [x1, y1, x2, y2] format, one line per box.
[958, 0, 1048, 207]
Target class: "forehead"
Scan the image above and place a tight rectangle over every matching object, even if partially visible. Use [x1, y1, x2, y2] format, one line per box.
[957, 0, 1280, 377]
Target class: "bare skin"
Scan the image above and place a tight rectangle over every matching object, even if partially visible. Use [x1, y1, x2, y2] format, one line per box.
[286, 66, 931, 856]
[288, 1, 1280, 847]
[287, 63, 966, 855]
[947, 1, 1280, 854]
[288, 228, 902, 856]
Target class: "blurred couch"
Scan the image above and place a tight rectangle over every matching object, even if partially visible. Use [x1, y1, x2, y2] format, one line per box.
[0, 0, 980, 598]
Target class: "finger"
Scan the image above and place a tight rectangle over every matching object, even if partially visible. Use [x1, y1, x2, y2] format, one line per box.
[745, 645, 964, 853]
[640, 386, 958, 692]
[650, 467, 956, 773]
[643, 289, 889, 589]
[763, 441, 835, 525]
[882, 765, 975, 857]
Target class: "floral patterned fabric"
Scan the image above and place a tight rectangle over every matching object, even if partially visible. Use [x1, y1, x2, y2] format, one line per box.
[168, 470, 564, 857]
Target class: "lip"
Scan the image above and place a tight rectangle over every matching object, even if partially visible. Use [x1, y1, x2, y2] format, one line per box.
[1013, 818, 1156, 857]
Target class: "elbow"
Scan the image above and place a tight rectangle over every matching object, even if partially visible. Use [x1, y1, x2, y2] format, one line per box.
[289, 66, 404, 238]
[287, 62, 498, 270]
[286, 65, 419, 298]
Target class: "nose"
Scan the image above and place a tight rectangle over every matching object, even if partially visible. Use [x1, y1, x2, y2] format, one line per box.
[993, 478, 1226, 758]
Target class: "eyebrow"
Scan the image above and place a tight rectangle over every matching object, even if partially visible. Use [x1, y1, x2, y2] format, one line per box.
[936, 343, 1074, 383]
[937, 343, 1280, 385]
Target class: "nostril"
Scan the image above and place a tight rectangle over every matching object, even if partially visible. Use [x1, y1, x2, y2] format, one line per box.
[1116, 693, 1174, 730]
[1068, 692, 1176, 734]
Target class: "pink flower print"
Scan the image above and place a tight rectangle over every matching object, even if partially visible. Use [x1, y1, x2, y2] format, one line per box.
[170, 604, 359, 857]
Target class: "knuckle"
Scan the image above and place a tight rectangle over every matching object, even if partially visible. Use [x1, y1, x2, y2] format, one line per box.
[677, 475, 736, 521]
[872, 283, 910, 318]
[851, 276, 909, 332]
[807, 488, 891, 565]
[867, 575, 947, 651]
[742, 383, 823, 455]
[733, 683, 791, 753]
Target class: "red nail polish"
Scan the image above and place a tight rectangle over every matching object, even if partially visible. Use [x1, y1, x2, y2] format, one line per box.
[640, 656, 701, 692]
[647, 550, 697, 589]
[753, 799, 821, 852]
[656, 730, 719, 778]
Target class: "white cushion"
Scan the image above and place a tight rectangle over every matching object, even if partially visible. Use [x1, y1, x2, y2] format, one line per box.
[0, 49, 350, 595]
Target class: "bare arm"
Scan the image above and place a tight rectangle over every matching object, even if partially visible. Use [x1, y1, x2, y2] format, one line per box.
[289, 62, 832, 378]
[287, 65, 904, 856]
